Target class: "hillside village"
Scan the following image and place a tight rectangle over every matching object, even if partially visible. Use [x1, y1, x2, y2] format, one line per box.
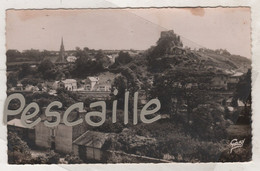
[6, 30, 252, 163]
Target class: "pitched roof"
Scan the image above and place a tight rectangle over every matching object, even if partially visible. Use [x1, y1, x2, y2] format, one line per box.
[53, 79, 76, 85]
[232, 72, 244, 77]
[63, 79, 77, 84]
[87, 77, 99, 82]
[226, 98, 233, 103]
[7, 118, 33, 129]
[73, 131, 108, 149]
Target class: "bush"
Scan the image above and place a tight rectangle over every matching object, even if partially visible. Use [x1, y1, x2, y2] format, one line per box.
[65, 154, 83, 164]
[8, 132, 32, 164]
[46, 150, 60, 164]
[30, 155, 48, 164]
[157, 133, 226, 162]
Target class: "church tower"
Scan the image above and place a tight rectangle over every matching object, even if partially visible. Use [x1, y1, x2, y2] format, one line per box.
[56, 37, 66, 63]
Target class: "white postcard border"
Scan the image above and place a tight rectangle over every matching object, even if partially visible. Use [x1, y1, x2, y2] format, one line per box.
[0, 0, 259, 170]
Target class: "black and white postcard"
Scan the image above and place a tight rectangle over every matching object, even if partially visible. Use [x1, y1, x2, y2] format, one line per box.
[1, 1, 260, 170]
[4, 8, 252, 164]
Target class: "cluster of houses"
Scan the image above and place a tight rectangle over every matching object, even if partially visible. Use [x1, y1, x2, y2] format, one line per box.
[10, 75, 113, 95]
[12, 83, 42, 92]
[52, 76, 112, 93]
[9, 70, 244, 96]
[211, 72, 243, 90]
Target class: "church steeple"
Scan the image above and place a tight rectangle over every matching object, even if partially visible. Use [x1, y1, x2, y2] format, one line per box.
[60, 37, 64, 51]
[56, 37, 66, 63]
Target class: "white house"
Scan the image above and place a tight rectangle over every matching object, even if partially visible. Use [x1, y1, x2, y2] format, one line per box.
[53, 79, 77, 91]
[211, 74, 228, 90]
[24, 85, 39, 92]
[85, 77, 99, 91]
[96, 82, 111, 92]
[67, 56, 77, 63]
[85, 76, 111, 92]
[16, 83, 23, 91]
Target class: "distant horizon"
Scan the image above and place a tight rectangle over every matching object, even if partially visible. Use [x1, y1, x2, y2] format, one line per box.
[6, 46, 250, 60]
[6, 8, 251, 58]
[6, 39, 250, 59]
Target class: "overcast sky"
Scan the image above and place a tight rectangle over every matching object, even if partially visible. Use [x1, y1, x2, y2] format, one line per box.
[6, 8, 251, 58]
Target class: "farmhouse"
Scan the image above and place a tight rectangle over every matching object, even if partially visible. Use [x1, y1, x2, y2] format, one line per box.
[227, 72, 243, 89]
[72, 131, 109, 161]
[16, 83, 23, 91]
[85, 76, 111, 92]
[35, 110, 88, 153]
[211, 74, 228, 90]
[53, 79, 77, 91]
[85, 77, 99, 91]
[211, 72, 244, 90]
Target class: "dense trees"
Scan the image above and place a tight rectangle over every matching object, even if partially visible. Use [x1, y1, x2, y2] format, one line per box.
[37, 59, 64, 80]
[191, 103, 229, 140]
[151, 69, 211, 116]
[75, 47, 90, 59]
[95, 50, 105, 62]
[149, 68, 231, 140]
[6, 49, 22, 62]
[234, 69, 251, 107]
[72, 48, 105, 77]
[18, 63, 32, 78]
[8, 132, 31, 164]
[72, 56, 104, 77]
[232, 69, 252, 124]
[56, 88, 79, 108]
[6, 49, 49, 62]
[7, 72, 18, 87]
[115, 51, 132, 65]
[37, 59, 56, 79]
[8, 131, 62, 164]
[21, 78, 41, 86]
[111, 75, 128, 108]
[38, 59, 55, 73]
[22, 49, 44, 61]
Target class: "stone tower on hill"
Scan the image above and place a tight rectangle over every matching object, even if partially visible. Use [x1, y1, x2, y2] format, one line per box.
[160, 30, 175, 38]
[160, 30, 183, 47]
[56, 37, 66, 63]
